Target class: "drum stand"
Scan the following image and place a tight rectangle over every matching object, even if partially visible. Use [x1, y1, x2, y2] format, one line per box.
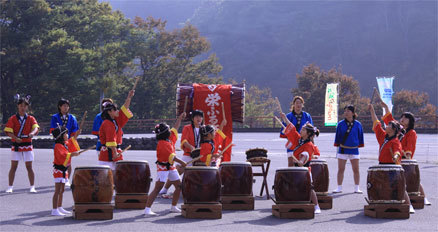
[73, 203, 114, 220]
[364, 203, 410, 219]
[181, 203, 222, 219]
[409, 193, 425, 209]
[221, 195, 255, 210]
[248, 157, 271, 200]
[316, 193, 333, 209]
[272, 203, 315, 219]
[115, 194, 148, 209]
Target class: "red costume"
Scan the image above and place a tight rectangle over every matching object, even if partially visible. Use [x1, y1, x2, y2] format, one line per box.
[180, 124, 200, 157]
[372, 120, 402, 164]
[382, 113, 417, 158]
[4, 114, 39, 152]
[200, 129, 226, 166]
[156, 128, 178, 171]
[98, 106, 132, 162]
[53, 138, 80, 179]
[284, 123, 315, 165]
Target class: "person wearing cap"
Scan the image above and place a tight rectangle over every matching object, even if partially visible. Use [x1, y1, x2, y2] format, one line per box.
[92, 98, 114, 156]
[280, 96, 313, 158]
[4, 95, 40, 193]
[50, 98, 79, 187]
[51, 125, 81, 216]
[333, 105, 365, 194]
[159, 110, 204, 197]
[98, 90, 134, 171]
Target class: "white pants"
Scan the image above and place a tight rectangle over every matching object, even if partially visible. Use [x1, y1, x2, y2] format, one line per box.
[54, 178, 68, 183]
[156, 170, 180, 182]
[336, 153, 360, 160]
[11, 151, 34, 162]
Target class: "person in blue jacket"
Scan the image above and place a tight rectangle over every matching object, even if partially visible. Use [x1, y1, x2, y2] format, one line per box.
[280, 96, 313, 157]
[92, 98, 114, 156]
[333, 105, 364, 194]
[50, 98, 79, 187]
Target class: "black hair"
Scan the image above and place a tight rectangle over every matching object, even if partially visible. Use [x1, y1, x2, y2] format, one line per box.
[16, 95, 31, 106]
[52, 126, 68, 144]
[200, 125, 215, 143]
[190, 109, 204, 127]
[154, 123, 171, 140]
[101, 98, 114, 111]
[57, 98, 70, 113]
[388, 120, 402, 135]
[101, 102, 118, 120]
[303, 123, 320, 138]
[400, 112, 415, 131]
[344, 105, 358, 120]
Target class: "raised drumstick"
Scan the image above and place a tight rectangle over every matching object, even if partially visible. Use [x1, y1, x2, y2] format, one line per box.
[275, 97, 282, 113]
[132, 77, 140, 91]
[274, 116, 286, 129]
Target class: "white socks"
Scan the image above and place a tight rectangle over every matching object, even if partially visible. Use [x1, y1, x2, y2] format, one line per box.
[51, 208, 65, 216]
[170, 205, 181, 213]
[354, 185, 363, 193]
[409, 205, 415, 214]
[159, 187, 168, 195]
[65, 181, 71, 187]
[424, 198, 431, 205]
[6, 186, 13, 193]
[314, 205, 321, 214]
[333, 185, 342, 193]
[143, 207, 157, 216]
[29, 186, 37, 193]
[58, 207, 71, 214]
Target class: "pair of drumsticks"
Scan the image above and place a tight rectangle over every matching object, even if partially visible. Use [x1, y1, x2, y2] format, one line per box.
[185, 142, 235, 166]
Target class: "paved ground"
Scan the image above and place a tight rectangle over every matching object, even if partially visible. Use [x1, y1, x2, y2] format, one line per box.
[0, 132, 437, 232]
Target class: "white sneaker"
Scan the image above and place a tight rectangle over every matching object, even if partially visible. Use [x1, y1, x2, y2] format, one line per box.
[409, 205, 415, 214]
[143, 208, 158, 216]
[6, 186, 13, 193]
[58, 207, 71, 214]
[314, 206, 322, 214]
[332, 186, 342, 193]
[51, 209, 66, 216]
[424, 198, 431, 205]
[170, 206, 181, 213]
[159, 188, 168, 195]
[30, 186, 37, 193]
[65, 181, 71, 187]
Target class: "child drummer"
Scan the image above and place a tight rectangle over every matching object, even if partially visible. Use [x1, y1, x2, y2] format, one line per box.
[198, 118, 227, 167]
[280, 112, 322, 214]
[144, 113, 187, 215]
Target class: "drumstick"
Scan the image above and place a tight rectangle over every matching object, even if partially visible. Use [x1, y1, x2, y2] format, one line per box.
[76, 111, 88, 137]
[221, 102, 226, 120]
[274, 116, 286, 129]
[186, 156, 202, 166]
[78, 145, 96, 155]
[132, 77, 140, 91]
[114, 145, 132, 160]
[219, 143, 235, 157]
[183, 96, 188, 114]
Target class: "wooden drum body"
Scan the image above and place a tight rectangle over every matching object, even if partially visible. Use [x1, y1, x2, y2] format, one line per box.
[220, 162, 253, 196]
[274, 167, 311, 203]
[182, 167, 221, 204]
[367, 165, 406, 204]
[72, 165, 114, 203]
[401, 159, 420, 195]
[309, 159, 329, 194]
[115, 160, 151, 194]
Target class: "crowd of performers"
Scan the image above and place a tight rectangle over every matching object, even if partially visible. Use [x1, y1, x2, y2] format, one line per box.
[2, 91, 432, 216]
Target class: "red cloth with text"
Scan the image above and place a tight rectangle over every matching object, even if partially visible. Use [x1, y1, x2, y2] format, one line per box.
[193, 84, 233, 161]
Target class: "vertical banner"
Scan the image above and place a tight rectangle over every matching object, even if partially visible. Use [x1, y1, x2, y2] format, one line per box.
[376, 76, 394, 115]
[193, 84, 233, 161]
[325, 83, 339, 126]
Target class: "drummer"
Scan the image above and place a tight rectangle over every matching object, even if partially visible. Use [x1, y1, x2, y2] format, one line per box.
[368, 104, 415, 213]
[144, 113, 187, 216]
[98, 90, 134, 171]
[159, 110, 204, 197]
[380, 102, 431, 206]
[198, 118, 227, 167]
[280, 112, 321, 214]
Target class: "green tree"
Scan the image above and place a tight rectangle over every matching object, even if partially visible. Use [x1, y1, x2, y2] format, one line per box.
[244, 84, 277, 128]
[129, 17, 223, 119]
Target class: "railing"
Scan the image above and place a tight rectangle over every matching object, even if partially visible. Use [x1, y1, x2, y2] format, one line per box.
[1, 115, 437, 135]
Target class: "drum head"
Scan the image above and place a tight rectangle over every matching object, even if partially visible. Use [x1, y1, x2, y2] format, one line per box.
[185, 166, 218, 171]
[245, 148, 268, 159]
[401, 160, 418, 164]
[310, 159, 327, 164]
[191, 149, 201, 158]
[75, 165, 111, 170]
[276, 167, 309, 172]
[368, 164, 403, 171]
